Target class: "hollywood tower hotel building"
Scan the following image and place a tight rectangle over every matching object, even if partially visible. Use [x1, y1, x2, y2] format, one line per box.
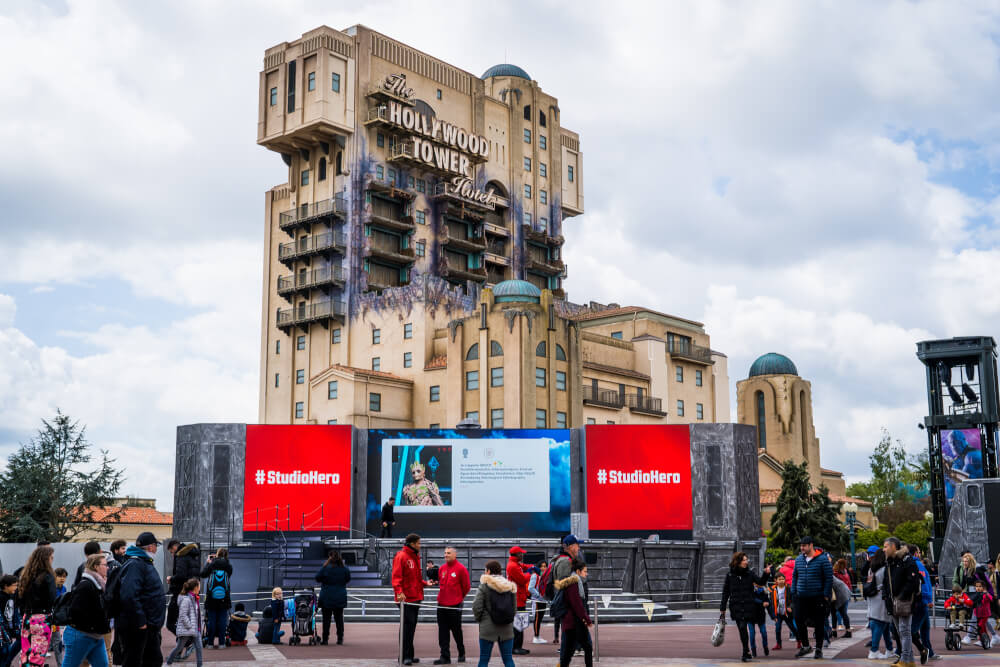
[258, 25, 585, 426]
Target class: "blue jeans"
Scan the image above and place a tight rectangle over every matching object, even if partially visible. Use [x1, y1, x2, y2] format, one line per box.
[61, 626, 108, 667]
[748, 622, 768, 653]
[204, 608, 228, 647]
[911, 603, 933, 656]
[477, 637, 514, 667]
[775, 613, 795, 643]
[166, 635, 202, 667]
[871, 619, 893, 652]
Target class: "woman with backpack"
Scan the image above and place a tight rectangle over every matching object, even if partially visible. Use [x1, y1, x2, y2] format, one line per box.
[314, 551, 351, 645]
[61, 554, 110, 667]
[18, 546, 57, 667]
[471, 560, 517, 667]
[199, 548, 233, 649]
[555, 560, 594, 667]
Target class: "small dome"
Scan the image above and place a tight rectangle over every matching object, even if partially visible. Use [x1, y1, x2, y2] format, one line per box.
[749, 353, 798, 377]
[493, 279, 541, 303]
[481, 64, 531, 80]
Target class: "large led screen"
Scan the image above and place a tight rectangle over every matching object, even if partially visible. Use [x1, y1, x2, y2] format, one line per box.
[585, 424, 693, 537]
[942, 428, 983, 509]
[366, 429, 571, 537]
[244, 425, 352, 532]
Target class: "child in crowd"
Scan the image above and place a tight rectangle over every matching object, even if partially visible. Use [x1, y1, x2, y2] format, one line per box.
[747, 582, 770, 657]
[52, 570, 67, 598]
[769, 573, 796, 650]
[0, 576, 19, 667]
[228, 603, 251, 646]
[972, 580, 996, 639]
[945, 584, 973, 629]
[255, 608, 285, 645]
[50, 568, 69, 664]
[166, 579, 203, 667]
[269, 588, 286, 645]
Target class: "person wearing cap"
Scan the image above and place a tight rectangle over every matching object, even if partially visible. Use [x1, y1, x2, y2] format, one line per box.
[791, 535, 833, 660]
[117, 532, 166, 667]
[506, 546, 532, 655]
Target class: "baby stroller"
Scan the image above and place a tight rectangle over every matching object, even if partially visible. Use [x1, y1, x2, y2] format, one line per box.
[944, 615, 990, 651]
[288, 591, 319, 646]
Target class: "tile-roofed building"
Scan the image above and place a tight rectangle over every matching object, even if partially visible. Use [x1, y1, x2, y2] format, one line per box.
[70, 499, 173, 543]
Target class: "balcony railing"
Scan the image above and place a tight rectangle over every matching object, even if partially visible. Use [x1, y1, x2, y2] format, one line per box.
[368, 234, 416, 263]
[521, 224, 565, 246]
[276, 299, 345, 329]
[278, 231, 348, 264]
[278, 195, 346, 234]
[583, 386, 624, 409]
[667, 341, 713, 365]
[277, 266, 344, 297]
[627, 394, 666, 416]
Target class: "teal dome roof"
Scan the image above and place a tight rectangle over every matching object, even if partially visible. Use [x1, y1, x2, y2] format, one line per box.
[749, 353, 798, 377]
[481, 64, 531, 80]
[493, 279, 541, 303]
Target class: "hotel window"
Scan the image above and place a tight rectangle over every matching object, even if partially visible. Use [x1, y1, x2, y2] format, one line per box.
[536, 341, 546, 357]
[296, 335, 305, 350]
[696, 370, 703, 387]
[524, 212, 532, 226]
[586, 418, 596, 425]
[696, 403, 704, 420]
[556, 412, 567, 428]
[300, 169, 309, 186]
[307, 71, 315, 91]
[676, 366, 683, 382]
[376, 165, 384, 180]
[466, 343, 479, 360]
[466, 411, 479, 422]
[490, 341, 503, 356]
[331, 72, 341, 92]
[611, 331, 623, 340]
[677, 400, 685, 417]
[430, 423, 440, 429]
[524, 128, 531, 143]
[536, 368, 546, 387]
[269, 87, 277, 106]
[524, 184, 531, 199]
[296, 369, 304, 384]
[539, 217, 547, 232]
[328, 381, 338, 399]
[274, 373, 279, 388]
[377, 133, 385, 148]
[436, 89, 442, 99]
[416, 210, 426, 224]
[417, 179, 426, 193]
[407, 174, 415, 189]
[327, 419, 337, 425]
[318, 157, 327, 181]
[336, 152, 343, 174]
[332, 328, 341, 344]
[369, 393, 381, 412]
[607, 420, 615, 424]
[287, 60, 296, 112]
[755, 390, 767, 450]
[540, 135, 547, 149]
[556, 370, 566, 391]
[540, 190, 547, 205]
[524, 105, 531, 120]
[416, 240, 425, 257]
[403, 352, 412, 368]
[466, 370, 479, 390]
[404, 323, 412, 339]
[295, 402, 304, 419]
[372, 357, 381, 371]
[373, 328, 381, 344]
[387, 168, 396, 186]
[536, 409, 546, 427]
[568, 165, 575, 182]
[539, 163, 547, 178]
[275, 340, 280, 354]
[540, 110, 547, 127]
[524, 157, 531, 171]
[430, 385, 440, 402]
[555, 344, 567, 361]
[491, 367, 504, 387]
[491, 409, 504, 428]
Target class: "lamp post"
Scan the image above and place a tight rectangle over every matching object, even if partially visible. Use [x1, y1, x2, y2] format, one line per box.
[844, 502, 859, 573]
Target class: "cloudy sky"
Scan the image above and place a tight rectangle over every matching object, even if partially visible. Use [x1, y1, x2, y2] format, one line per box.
[2, 0, 999, 509]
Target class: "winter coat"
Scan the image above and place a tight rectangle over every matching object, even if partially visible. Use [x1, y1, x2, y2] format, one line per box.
[315, 565, 351, 609]
[556, 573, 592, 631]
[751, 586, 769, 624]
[68, 573, 110, 636]
[792, 549, 833, 599]
[436, 560, 471, 607]
[256, 609, 278, 644]
[118, 546, 166, 630]
[769, 585, 792, 619]
[175, 593, 201, 637]
[472, 574, 516, 642]
[884, 554, 921, 617]
[269, 598, 284, 623]
[551, 552, 575, 589]
[972, 591, 994, 619]
[779, 559, 796, 586]
[944, 593, 973, 611]
[831, 576, 851, 609]
[0, 590, 19, 643]
[391, 545, 425, 603]
[834, 571, 852, 591]
[915, 558, 934, 605]
[957, 564, 995, 597]
[228, 611, 250, 642]
[200, 557, 233, 611]
[720, 566, 769, 622]
[381, 503, 395, 524]
[171, 544, 202, 595]
[19, 572, 56, 617]
[865, 566, 891, 623]
[506, 557, 530, 609]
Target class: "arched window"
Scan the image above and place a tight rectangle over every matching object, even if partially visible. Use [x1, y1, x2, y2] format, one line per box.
[466, 343, 479, 361]
[535, 341, 546, 357]
[755, 390, 767, 450]
[318, 157, 327, 181]
[490, 340, 503, 357]
[335, 151, 343, 175]
[800, 391, 808, 458]
[555, 344, 566, 361]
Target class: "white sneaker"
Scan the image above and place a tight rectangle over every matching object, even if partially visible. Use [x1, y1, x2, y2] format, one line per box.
[868, 650, 880, 659]
[962, 635, 973, 644]
[877, 652, 889, 659]
[991, 635, 1000, 647]
[531, 637, 548, 644]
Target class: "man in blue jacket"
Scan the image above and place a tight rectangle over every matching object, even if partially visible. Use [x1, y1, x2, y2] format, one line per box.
[910, 545, 939, 661]
[117, 532, 166, 667]
[792, 536, 832, 660]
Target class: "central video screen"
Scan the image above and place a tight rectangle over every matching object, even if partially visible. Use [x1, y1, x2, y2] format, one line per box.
[367, 429, 571, 537]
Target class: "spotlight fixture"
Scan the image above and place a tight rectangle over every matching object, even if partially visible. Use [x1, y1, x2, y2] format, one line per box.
[962, 383, 978, 403]
[948, 384, 964, 405]
[917, 423, 926, 430]
[966, 363, 976, 381]
[938, 361, 952, 384]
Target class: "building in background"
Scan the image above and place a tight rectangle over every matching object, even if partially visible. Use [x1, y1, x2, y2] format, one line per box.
[72, 497, 173, 543]
[736, 353, 874, 529]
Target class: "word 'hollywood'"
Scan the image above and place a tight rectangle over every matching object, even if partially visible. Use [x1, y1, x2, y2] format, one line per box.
[386, 100, 490, 177]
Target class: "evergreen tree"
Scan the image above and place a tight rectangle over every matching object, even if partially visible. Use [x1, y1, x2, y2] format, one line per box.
[0, 411, 125, 542]
[807, 484, 848, 554]
[769, 460, 813, 550]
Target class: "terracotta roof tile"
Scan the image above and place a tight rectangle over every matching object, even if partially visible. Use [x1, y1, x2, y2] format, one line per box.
[424, 355, 447, 370]
[78, 506, 174, 525]
[570, 305, 704, 328]
[820, 468, 843, 476]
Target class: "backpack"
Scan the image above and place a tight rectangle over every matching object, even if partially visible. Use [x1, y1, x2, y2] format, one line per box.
[486, 586, 516, 626]
[48, 590, 75, 627]
[542, 555, 568, 601]
[208, 569, 229, 601]
[103, 558, 136, 618]
[547, 588, 568, 621]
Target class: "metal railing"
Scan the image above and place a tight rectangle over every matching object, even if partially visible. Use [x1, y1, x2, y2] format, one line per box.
[584, 385, 624, 409]
[369, 234, 415, 258]
[278, 195, 346, 230]
[278, 231, 348, 261]
[277, 266, 344, 294]
[667, 340, 713, 364]
[276, 299, 345, 327]
[627, 394, 666, 415]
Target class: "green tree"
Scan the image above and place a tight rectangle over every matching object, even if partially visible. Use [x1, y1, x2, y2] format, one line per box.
[867, 429, 911, 513]
[0, 411, 125, 542]
[877, 495, 931, 529]
[845, 480, 877, 505]
[856, 526, 891, 551]
[769, 460, 813, 550]
[893, 520, 931, 555]
[807, 484, 848, 554]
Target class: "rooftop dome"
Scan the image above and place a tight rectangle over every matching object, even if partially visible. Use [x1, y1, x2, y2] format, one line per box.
[493, 279, 541, 304]
[749, 352, 798, 378]
[481, 64, 531, 80]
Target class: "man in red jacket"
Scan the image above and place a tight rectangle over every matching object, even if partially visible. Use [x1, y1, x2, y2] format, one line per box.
[434, 547, 470, 665]
[507, 546, 532, 655]
[392, 533, 426, 666]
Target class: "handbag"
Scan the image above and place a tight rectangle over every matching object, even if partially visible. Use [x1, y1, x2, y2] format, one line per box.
[886, 561, 913, 617]
[711, 614, 726, 647]
[513, 611, 531, 632]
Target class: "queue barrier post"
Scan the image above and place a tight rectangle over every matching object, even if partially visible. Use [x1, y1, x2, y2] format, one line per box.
[593, 597, 600, 662]
[398, 600, 405, 666]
